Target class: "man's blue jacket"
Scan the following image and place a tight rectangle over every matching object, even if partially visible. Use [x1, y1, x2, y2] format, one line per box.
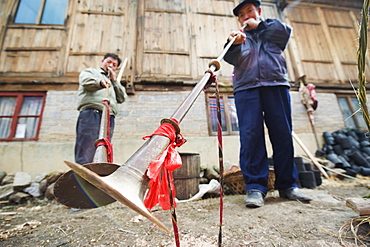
[224, 18, 292, 93]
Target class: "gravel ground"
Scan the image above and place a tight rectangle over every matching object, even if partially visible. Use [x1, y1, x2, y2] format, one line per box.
[1, 178, 370, 246]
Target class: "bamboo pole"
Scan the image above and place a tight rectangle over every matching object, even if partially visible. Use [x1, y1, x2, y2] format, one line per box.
[292, 131, 330, 179]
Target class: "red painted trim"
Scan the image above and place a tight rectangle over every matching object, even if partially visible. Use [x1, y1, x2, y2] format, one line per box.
[0, 91, 46, 141]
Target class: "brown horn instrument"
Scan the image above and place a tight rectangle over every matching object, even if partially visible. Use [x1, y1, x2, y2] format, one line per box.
[55, 33, 240, 233]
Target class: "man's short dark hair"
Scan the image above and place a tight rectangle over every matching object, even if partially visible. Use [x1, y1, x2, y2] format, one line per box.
[104, 53, 122, 66]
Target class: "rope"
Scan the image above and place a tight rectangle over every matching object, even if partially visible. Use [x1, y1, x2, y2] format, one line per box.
[215, 76, 224, 247]
[357, 0, 370, 131]
[167, 169, 180, 247]
[205, 70, 225, 246]
[96, 138, 113, 163]
[142, 118, 185, 247]
[94, 100, 113, 163]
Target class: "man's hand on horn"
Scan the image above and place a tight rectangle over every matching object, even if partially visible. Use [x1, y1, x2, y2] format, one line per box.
[107, 66, 117, 81]
[228, 30, 246, 45]
[100, 77, 111, 88]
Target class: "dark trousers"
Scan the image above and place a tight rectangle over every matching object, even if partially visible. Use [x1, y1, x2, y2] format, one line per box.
[74, 108, 115, 165]
[234, 86, 298, 194]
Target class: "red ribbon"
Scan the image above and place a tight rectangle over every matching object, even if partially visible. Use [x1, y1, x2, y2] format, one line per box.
[143, 118, 185, 210]
[102, 101, 111, 140]
[94, 100, 113, 163]
[96, 138, 113, 163]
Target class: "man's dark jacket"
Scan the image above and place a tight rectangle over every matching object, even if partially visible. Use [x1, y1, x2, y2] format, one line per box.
[224, 18, 292, 93]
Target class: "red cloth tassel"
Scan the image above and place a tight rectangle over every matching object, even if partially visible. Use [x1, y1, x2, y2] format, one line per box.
[95, 100, 113, 163]
[143, 118, 185, 210]
[96, 138, 114, 163]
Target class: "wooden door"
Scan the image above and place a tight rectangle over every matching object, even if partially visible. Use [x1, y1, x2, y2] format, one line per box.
[66, 0, 137, 75]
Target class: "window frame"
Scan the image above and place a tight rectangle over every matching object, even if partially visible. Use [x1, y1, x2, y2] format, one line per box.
[0, 92, 46, 141]
[206, 93, 239, 136]
[13, 0, 69, 26]
[336, 94, 367, 130]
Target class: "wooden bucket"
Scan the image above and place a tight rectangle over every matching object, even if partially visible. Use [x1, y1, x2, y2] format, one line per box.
[173, 153, 201, 200]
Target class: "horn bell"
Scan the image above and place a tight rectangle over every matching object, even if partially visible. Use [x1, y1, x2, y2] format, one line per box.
[54, 162, 120, 209]
[63, 134, 172, 234]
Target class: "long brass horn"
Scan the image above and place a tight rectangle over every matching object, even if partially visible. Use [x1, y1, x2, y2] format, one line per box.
[59, 70, 216, 234]
[56, 34, 236, 233]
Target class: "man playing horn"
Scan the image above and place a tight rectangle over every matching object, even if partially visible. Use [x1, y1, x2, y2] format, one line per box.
[224, 0, 311, 207]
[75, 53, 127, 165]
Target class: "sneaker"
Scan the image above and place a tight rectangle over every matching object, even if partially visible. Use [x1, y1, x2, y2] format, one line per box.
[244, 190, 264, 208]
[279, 187, 312, 202]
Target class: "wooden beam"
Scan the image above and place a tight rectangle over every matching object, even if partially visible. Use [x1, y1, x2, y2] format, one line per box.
[80, 11, 124, 16]
[5, 47, 60, 52]
[145, 9, 183, 14]
[144, 50, 189, 55]
[346, 198, 370, 216]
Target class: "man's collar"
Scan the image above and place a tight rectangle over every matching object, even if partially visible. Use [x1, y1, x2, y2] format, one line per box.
[100, 68, 108, 76]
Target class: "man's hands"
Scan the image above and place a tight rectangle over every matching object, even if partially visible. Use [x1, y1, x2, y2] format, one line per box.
[228, 30, 246, 44]
[100, 67, 117, 88]
[107, 67, 117, 81]
[243, 18, 261, 31]
[228, 18, 261, 44]
[100, 77, 111, 88]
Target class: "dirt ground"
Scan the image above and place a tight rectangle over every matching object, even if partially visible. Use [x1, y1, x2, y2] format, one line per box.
[1, 177, 370, 247]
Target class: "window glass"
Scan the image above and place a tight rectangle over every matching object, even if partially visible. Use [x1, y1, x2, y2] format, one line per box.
[0, 97, 16, 115]
[227, 97, 239, 131]
[14, 0, 68, 25]
[13, 96, 43, 139]
[0, 118, 12, 138]
[14, 0, 43, 24]
[209, 97, 227, 132]
[16, 117, 39, 138]
[41, 0, 68, 25]
[350, 97, 367, 129]
[0, 97, 17, 138]
[20, 97, 43, 115]
[337, 97, 356, 129]
[0, 93, 45, 141]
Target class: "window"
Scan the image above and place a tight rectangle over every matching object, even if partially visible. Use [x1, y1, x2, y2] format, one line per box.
[207, 94, 239, 135]
[0, 92, 46, 141]
[337, 95, 367, 130]
[14, 0, 69, 25]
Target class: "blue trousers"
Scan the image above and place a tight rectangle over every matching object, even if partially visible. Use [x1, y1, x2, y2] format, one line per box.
[74, 108, 115, 165]
[234, 86, 298, 194]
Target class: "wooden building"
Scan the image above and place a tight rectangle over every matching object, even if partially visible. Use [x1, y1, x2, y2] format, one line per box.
[0, 0, 368, 175]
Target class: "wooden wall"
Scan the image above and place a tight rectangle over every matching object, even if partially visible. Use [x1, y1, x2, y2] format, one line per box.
[284, 1, 369, 85]
[0, 0, 367, 90]
[66, 0, 137, 74]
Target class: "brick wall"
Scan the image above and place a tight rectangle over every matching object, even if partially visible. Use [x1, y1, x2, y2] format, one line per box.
[291, 91, 345, 135]
[38, 90, 209, 142]
[1, 90, 348, 175]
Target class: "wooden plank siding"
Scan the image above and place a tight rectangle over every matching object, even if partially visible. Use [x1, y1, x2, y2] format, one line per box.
[0, 28, 65, 73]
[66, 0, 136, 75]
[0, 0, 367, 90]
[138, 0, 192, 80]
[140, 10, 191, 78]
[283, 2, 370, 85]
